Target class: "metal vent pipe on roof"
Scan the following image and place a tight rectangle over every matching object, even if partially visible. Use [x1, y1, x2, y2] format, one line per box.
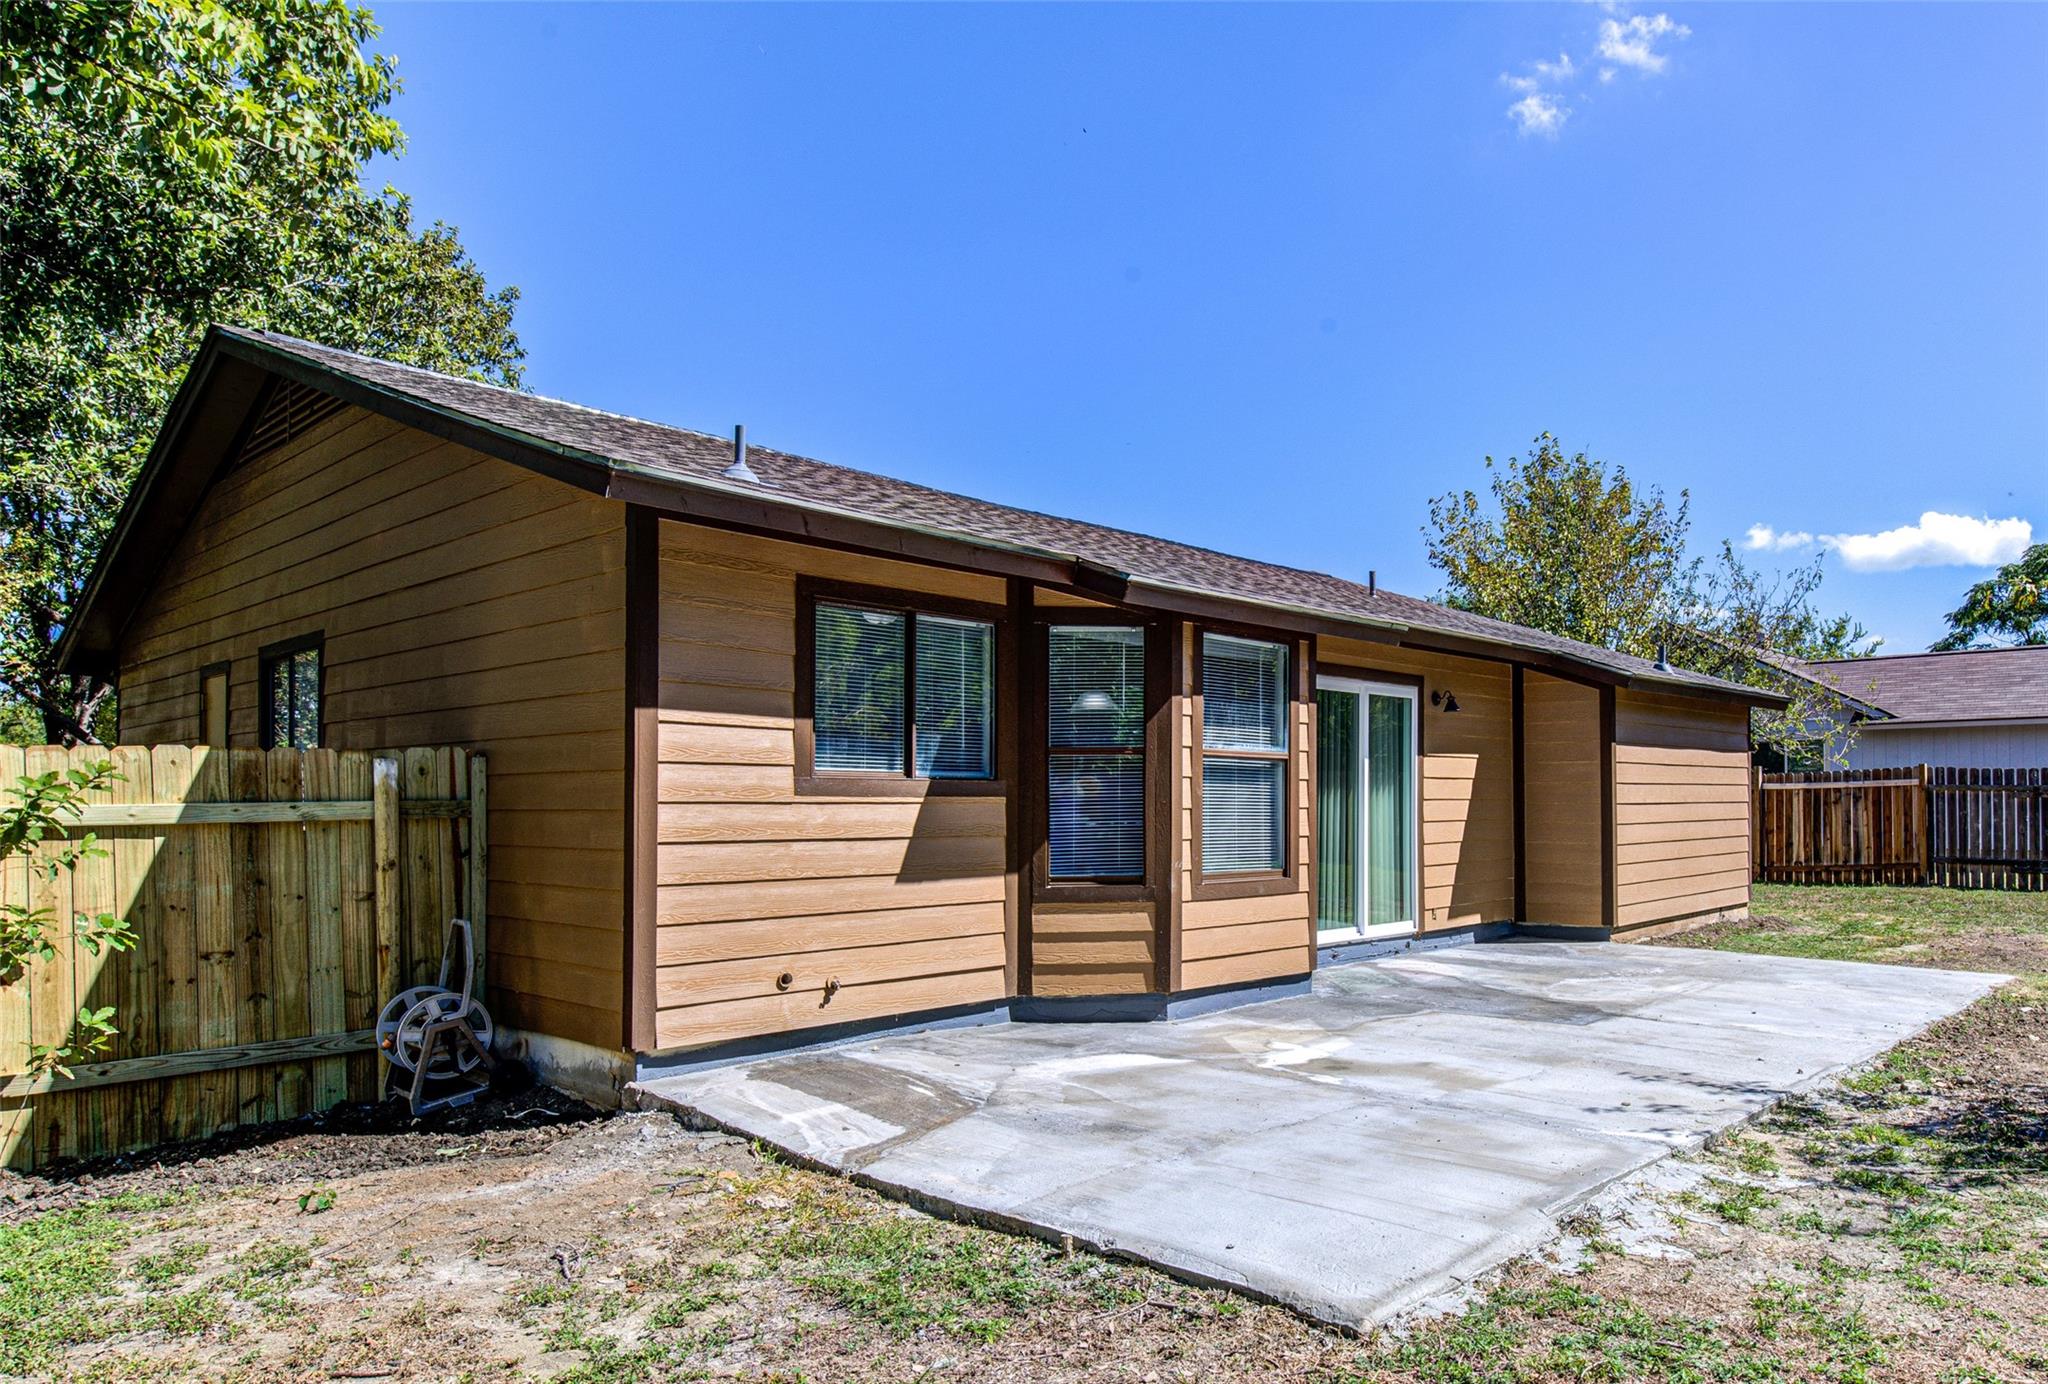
[722, 424, 763, 483]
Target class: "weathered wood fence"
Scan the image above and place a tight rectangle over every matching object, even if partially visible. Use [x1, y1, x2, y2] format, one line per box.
[1754, 766, 2046, 891]
[0, 745, 485, 1170]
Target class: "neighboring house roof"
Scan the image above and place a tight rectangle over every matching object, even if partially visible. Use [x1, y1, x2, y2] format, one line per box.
[58, 325, 1784, 707]
[1800, 647, 2048, 725]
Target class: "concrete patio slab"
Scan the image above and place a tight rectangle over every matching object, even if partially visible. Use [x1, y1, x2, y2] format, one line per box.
[628, 941, 2001, 1329]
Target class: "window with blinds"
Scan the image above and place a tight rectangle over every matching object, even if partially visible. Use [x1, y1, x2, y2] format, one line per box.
[1200, 632, 1289, 874]
[811, 600, 994, 780]
[1046, 625, 1145, 878]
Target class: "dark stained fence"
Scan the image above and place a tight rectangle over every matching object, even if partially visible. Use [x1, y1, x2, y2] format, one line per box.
[1929, 766, 2048, 890]
[1755, 765, 2047, 892]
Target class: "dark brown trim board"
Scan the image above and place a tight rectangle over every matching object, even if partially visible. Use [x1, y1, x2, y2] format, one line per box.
[1146, 615, 1178, 992]
[1599, 682, 1617, 931]
[1004, 578, 1030, 995]
[1189, 623, 1301, 902]
[1512, 664, 1526, 922]
[622, 507, 660, 1053]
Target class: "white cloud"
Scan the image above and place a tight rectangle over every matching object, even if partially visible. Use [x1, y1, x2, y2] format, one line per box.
[1822, 512, 2033, 572]
[1596, 13, 1690, 75]
[1744, 524, 1815, 552]
[1745, 513, 2033, 571]
[1533, 52, 1577, 82]
[1507, 92, 1570, 137]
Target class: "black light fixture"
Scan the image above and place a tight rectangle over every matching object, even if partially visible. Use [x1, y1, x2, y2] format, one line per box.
[1431, 689, 1461, 713]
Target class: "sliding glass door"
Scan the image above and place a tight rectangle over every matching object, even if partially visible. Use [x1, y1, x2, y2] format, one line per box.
[1315, 677, 1418, 940]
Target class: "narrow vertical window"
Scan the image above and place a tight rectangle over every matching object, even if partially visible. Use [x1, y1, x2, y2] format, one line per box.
[809, 597, 995, 781]
[1200, 633, 1289, 874]
[200, 663, 229, 747]
[259, 637, 322, 750]
[1046, 625, 1145, 878]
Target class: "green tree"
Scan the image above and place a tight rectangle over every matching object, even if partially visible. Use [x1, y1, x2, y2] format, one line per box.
[1666, 543, 1877, 767]
[1425, 435, 1875, 765]
[1932, 543, 2048, 650]
[1, 0, 524, 744]
[1424, 433, 1696, 658]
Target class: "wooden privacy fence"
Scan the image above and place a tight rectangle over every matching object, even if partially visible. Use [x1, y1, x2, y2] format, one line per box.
[1754, 766, 2047, 891]
[0, 744, 485, 1170]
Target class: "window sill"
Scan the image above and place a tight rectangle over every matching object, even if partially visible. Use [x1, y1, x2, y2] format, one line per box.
[1034, 881, 1155, 906]
[794, 774, 1008, 799]
[1189, 871, 1300, 902]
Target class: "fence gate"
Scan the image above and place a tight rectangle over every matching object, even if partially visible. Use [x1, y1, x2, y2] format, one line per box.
[0, 745, 485, 1170]
[1754, 765, 2046, 892]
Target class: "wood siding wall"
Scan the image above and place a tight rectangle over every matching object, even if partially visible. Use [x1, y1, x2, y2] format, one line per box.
[115, 406, 625, 1048]
[1177, 628, 1315, 991]
[1521, 673, 1605, 927]
[1317, 638, 1515, 931]
[1612, 689, 1751, 933]
[1030, 903, 1157, 995]
[652, 521, 1011, 1052]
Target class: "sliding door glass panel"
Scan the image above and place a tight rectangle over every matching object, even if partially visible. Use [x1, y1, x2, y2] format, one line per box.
[1316, 688, 1360, 932]
[1366, 692, 1414, 926]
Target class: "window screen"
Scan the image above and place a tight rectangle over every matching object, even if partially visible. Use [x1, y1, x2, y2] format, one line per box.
[1199, 632, 1288, 874]
[1046, 626, 1145, 879]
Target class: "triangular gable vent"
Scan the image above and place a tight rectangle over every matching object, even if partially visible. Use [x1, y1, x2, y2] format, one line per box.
[234, 377, 348, 467]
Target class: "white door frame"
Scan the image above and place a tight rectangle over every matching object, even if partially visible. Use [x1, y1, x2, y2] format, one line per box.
[1315, 675, 1420, 942]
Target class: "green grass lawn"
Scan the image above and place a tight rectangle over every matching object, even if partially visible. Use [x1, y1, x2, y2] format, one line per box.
[1673, 883, 2048, 998]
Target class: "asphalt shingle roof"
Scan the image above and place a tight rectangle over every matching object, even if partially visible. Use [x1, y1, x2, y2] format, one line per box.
[1802, 647, 2048, 723]
[217, 326, 1774, 703]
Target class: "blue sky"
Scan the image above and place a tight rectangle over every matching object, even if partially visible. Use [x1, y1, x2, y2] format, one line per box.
[366, 2, 2046, 652]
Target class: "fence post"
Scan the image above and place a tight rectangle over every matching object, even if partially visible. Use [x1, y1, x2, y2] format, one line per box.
[371, 757, 403, 1006]
[1917, 763, 1932, 885]
[466, 754, 488, 1000]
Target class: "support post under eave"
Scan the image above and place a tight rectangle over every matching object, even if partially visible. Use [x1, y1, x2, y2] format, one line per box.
[622, 507, 660, 1054]
[1599, 684, 1617, 931]
[1511, 665, 1525, 924]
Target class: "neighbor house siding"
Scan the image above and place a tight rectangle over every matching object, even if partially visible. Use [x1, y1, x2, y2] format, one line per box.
[1612, 689, 1751, 934]
[1844, 723, 2048, 771]
[115, 405, 627, 1048]
[1317, 637, 1515, 932]
[1521, 672, 1604, 928]
[652, 521, 1011, 1052]
[1176, 626, 1314, 991]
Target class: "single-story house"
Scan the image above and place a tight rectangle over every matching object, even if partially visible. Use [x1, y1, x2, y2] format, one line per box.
[1795, 648, 2048, 770]
[57, 326, 1785, 1090]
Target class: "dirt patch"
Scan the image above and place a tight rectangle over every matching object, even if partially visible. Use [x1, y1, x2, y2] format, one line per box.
[0, 1085, 602, 1220]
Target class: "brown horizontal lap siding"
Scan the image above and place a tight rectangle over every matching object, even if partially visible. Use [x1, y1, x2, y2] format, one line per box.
[115, 405, 627, 1049]
[1317, 637, 1515, 932]
[652, 521, 1011, 1053]
[1611, 690, 1752, 933]
[1031, 902, 1157, 995]
[1521, 673, 1604, 927]
[1177, 625, 1313, 989]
